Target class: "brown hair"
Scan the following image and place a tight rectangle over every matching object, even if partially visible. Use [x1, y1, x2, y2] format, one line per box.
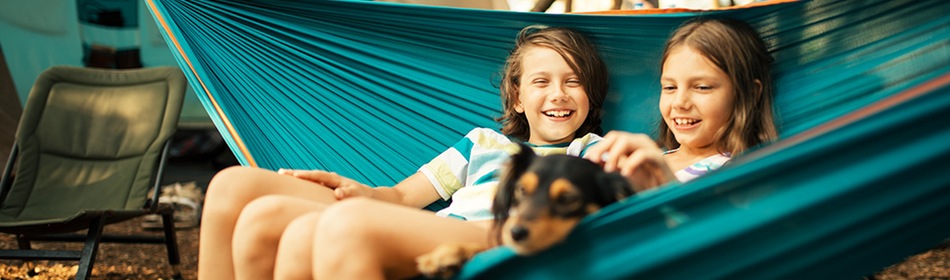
[657, 17, 778, 155]
[496, 25, 609, 141]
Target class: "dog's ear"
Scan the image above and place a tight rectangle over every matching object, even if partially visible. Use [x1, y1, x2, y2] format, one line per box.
[594, 171, 637, 204]
[491, 143, 535, 245]
[506, 142, 536, 181]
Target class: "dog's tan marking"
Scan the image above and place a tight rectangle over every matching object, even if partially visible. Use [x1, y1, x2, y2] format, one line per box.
[506, 211, 581, 255]
[586, 204, 601, 214]
[503, 178, 588, 255]
[551, 178, 583, 213]
[519, 173, 538, 195]
[549, 178, 574, 201]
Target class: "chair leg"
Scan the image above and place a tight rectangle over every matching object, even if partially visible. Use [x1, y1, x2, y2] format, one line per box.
[15, 235, 36, 276]
[161, 208, 183, 279]
[16, 234, 31, 249]
[74, 216, 106, 280]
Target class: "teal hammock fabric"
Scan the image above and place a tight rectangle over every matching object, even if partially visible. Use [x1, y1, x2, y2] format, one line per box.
[145, 0, 950, 278]
[461, 73, 950, 279]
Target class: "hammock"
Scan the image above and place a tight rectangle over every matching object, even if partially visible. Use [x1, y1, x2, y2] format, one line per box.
[145, 0, 950, 278]
[462, 73, 950, 279]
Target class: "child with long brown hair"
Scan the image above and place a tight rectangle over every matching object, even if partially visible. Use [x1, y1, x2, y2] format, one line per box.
[197, 25, 610, 279]
[587, 17, 778, 189]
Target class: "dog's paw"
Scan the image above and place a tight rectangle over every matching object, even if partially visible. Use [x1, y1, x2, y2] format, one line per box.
[417, 243, 486, 279]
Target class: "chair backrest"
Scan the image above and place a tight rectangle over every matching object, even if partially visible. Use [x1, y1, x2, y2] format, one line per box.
[0, 45, 21, 171]
[0, 66, 186, 222]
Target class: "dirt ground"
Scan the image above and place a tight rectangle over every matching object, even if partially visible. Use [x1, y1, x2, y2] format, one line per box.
[0, 216, 198, 280]
[0, 217, 948, 279]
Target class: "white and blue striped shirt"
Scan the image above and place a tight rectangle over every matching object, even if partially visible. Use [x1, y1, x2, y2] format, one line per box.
[419, 128, 600, 221]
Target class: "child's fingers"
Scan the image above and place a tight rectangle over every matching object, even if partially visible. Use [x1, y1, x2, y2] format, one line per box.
[584, 148, 605, 164]
[603, 150, 626, 173]
[334, 185, 370, 200]
[620, 153, 664, 191]
[292, 170, 346, 189]
[619, 151, 675, 190]
[618, 152, 647, 177]
[334, 188, 347, 200]
[335, 186, 358, 200]
[603, 136, 643, 172]
[585, 132, 618, 163]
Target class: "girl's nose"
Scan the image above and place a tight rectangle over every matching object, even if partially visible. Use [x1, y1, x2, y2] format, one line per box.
[671, 90, 691, 110]
[550, 84, 569, 102]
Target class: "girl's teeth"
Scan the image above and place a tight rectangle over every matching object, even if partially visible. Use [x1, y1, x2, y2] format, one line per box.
[675, 119, 697, 125]
[545, 110, 571, 117]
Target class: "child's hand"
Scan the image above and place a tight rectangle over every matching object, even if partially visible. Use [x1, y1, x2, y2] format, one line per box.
[277, 169, 374, 200]
[584, 131, 677, 191]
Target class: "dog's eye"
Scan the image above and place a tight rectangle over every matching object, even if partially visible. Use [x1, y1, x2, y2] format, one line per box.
[556, 193, 580, 206]
[553, 193, 585, 216]
[510, 186, 525, 205]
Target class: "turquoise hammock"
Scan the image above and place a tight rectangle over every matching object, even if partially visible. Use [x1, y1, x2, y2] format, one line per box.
[145, 0, 950, 278]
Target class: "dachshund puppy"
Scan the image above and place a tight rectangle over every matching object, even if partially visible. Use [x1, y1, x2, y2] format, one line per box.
[417, 143, 635, 279]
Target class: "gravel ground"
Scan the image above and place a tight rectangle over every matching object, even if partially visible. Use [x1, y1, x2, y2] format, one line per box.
[0, 216, 198, 280]
[0, 217, 948, 279]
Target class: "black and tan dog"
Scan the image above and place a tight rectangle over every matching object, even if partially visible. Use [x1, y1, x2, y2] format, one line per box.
[417, 143, 636, 279]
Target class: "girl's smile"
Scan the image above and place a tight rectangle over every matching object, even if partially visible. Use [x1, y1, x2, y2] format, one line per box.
[660, 45, 735, 153]
[671, 117, 701, 130]
[516, 46, 590, 145]
[541, 108, 574, 121]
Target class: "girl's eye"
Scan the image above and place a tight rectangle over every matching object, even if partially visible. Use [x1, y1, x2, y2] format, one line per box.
[695, 85, 713, 91]
[566, 79, 582, 86]
[662, 85, 676, 92]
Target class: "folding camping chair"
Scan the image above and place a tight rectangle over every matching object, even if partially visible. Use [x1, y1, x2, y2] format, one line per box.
[0, 66, 187, 280]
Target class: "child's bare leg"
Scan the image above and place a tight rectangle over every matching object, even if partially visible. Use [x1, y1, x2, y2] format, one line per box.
[232, 196, 327, 280]
[273, 212, 323, 279]
[312, 198, 489, 280]
[198, 166, 337, 280]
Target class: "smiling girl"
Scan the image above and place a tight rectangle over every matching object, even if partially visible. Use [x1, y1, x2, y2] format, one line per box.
[586, 17, 778, 190]
[196, 25, 610, 279]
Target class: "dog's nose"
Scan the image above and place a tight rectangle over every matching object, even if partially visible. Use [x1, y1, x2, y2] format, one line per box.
[510, 226, 529, 242]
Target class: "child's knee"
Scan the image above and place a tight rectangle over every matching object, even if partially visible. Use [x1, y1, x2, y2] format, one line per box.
[205, 166, 265, 208]
[232, 197, 295, 259]
[207, 166, 256, 193]
[282, 212, 322, 241]
[238, 195, 301, 230]
[316, 198, 378, 239]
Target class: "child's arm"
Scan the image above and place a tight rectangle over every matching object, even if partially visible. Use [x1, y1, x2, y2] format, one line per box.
[367, 172, 442, 208]
[584, 131, 677, 191]
[278, 169, 441, 208]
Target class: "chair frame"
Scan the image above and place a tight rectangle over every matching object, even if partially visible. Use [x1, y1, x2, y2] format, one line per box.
[0, 66, 184, 280]
[0, 141, 182, 280]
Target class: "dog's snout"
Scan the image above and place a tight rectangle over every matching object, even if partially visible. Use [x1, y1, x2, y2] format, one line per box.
[510, 226, 529, 242]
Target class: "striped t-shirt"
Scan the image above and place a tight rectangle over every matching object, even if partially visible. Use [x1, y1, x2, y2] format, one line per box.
[665, 149, 732, 182]
[419, 128, 601, 221]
